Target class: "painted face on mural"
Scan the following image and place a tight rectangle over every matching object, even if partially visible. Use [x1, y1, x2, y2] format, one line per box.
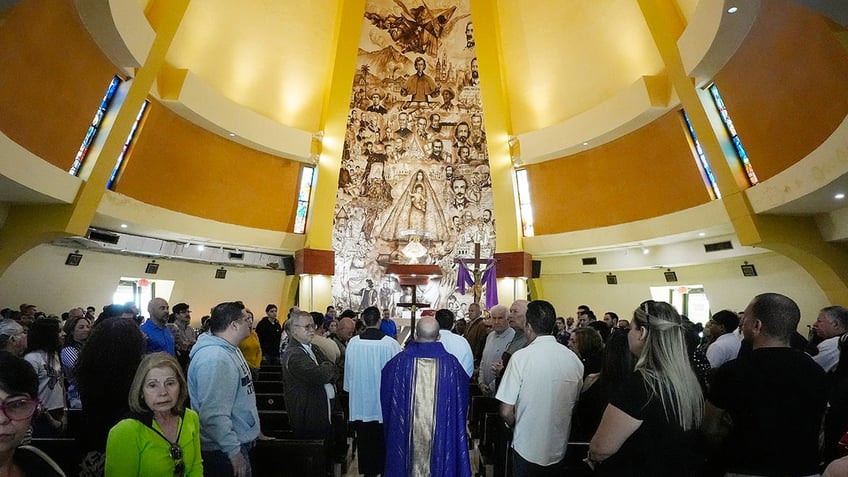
[455, 123, 470, 143]
[453, 178, 467, 199]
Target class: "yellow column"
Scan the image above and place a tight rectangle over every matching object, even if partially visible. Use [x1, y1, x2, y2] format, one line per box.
[305, 0, 367, 251]
[639, 0, 848, 303]
[470, 0, 522, 253]
[0, 0, 190, 277]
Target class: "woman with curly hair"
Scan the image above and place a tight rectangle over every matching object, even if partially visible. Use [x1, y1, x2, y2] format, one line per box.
[61, 314, 91, 409]
[23, 318, 66, 437]
[76, 317, 145, 476]
[589, 300, 704, 476]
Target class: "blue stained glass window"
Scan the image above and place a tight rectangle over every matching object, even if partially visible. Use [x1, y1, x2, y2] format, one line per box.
[515, 169, 534, 237]
[69, 76, 121, 176]
[294, 166, 316, 234]
[107, 100, 149, 190]
[708, 84, 758, 186]
[682, 111, 721, 200]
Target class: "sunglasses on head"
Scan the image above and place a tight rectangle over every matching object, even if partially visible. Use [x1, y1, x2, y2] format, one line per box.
[169, 443, 184, 477]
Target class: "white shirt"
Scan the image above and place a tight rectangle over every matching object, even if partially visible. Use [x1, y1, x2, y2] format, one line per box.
[496, 335, 583, 466]
[344, 334, 401, 422]
[478, 327, 515, 394]
[812, 335, 841, 372]
[438, 329, 474, 377]
[706, 332, 742, 369]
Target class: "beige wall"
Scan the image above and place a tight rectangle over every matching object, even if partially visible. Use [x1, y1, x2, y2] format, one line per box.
[537, 252, 829, 332]
[0, 244, 287, 326]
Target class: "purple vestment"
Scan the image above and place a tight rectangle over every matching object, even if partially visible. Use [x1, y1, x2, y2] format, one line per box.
[380, 341, 471, 477]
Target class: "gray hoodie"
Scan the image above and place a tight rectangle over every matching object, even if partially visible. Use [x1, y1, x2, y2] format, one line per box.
[188, 332, 260, 456]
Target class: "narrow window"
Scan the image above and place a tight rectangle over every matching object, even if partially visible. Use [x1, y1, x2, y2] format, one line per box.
[682, 111, 722, 199]
[294, 165, 316, 234]
[107, 100, 149, 190]
[515, 169, 534, 237]
[69, 76, 121, 176]
[708, 84, 758, 186]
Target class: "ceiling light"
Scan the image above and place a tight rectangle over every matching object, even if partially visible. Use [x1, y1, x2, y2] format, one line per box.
[642, 247, 650, 255]
[582, 142, 589, 146]
[197, 245, 205, 251]
[228, 132, 236, 137]
[727, 6, 738, 14]
[836, 193, 845, 200]
[120, 224, 128, 228]
[698, 232, 706, 237]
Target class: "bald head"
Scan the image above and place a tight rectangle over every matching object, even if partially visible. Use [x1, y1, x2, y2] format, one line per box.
[147, 298, 169, 325]
[416, 317, 440, 342]
[337, 317, 355, 341]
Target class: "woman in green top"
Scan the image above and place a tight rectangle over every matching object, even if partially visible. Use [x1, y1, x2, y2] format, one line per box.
[105, 352, 203, 476]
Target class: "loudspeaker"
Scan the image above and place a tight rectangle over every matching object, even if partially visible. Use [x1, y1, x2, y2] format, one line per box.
[531, 260, 541, 279]
[282, 255, 295, 275]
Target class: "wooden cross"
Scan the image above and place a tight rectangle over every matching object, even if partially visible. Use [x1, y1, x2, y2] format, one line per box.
[397, 285, 430, 339]
[455, 242, 490, 306]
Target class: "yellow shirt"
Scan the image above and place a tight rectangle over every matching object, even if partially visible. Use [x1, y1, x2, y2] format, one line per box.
[239, 331, 262, 369]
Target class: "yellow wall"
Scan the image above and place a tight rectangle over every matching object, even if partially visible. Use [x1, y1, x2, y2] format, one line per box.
[526, 110, 711, 234]
[0, 0, 120, 171]
[538, 251, 829, 332]
[0, 244, 287, 326]
[712, 0, 848, 182]
[114, 101, 302, 231]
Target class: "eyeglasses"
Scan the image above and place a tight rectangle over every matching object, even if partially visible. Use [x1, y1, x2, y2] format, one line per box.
[294, 324, 316, 331]
[0, 397, 39, 421]
[168, 443, 185, 477]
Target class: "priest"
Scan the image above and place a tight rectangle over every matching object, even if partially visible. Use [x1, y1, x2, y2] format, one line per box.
[380, 317, 471, 477]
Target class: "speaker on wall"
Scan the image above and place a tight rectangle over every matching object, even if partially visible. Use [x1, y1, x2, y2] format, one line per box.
[282, 255, 295, 275]
[531, 260, 541, 279]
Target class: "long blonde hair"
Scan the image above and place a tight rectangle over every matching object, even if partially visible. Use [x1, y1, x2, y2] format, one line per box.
[631, 301, 703, 430]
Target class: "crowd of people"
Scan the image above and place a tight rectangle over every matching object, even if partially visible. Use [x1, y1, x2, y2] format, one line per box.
[1, 293, 848, 476]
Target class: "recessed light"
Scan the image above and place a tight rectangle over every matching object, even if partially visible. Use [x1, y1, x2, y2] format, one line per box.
[836, 193, 845, 200]
[582, 142, 589, 146]
[120, 224, 128, 228]
[228, 133, 236, 137]
[642, 248, 650, 255]
[197, 245, 205, 251]
[727, 6, 738, 14]
[698, 232, 706, 237]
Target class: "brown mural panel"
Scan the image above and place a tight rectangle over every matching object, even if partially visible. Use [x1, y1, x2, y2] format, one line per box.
[114, 101, 300, 231]
[712, 0, 848, 182]
[0, 0, 119, 171]
[527, 111, 712, 235]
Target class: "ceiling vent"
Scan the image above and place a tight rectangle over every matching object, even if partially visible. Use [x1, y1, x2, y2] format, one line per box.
[228, 251, 245, 260]
[704, 241, 733, 253]
[87, 229, 120, 244]
[582, 257, 598, 265]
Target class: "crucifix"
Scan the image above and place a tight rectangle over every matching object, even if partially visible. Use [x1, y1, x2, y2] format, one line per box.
[455, 242, 492, 306]
[385, 263, 442, 340]
[396, 285, 430, 340]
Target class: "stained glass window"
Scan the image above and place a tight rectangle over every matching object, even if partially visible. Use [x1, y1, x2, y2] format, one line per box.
[682, 110, 721, 200]
[69, 76, 121, 176]
[515, 169, 534, 237]
[294, 166, 316, 234]
[107, 100, 149, 190]
[708, 83, 758, 186]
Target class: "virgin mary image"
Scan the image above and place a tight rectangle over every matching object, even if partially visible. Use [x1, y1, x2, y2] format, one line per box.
[379, 169, 450, 242]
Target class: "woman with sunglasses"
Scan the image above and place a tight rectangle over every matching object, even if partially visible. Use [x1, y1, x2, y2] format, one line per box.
[0, 351, 64, 476]
[105, 352, 202, 476]
[588, 300, 705, 476]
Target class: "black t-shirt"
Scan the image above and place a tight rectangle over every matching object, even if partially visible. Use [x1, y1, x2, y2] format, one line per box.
[709, 347, 827, 476]
[596, 371, 703, 477]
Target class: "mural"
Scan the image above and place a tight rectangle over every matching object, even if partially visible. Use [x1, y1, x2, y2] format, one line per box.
[332, 0, 495, 318]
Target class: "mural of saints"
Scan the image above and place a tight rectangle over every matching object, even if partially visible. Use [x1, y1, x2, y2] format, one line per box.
[332, 0, 495, 316]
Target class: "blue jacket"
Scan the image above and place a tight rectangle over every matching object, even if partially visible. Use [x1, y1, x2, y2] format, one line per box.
[188, 333, 260, 457]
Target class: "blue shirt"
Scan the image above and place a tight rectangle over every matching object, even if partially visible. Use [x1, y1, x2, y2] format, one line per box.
[140, 319, 175, 356]
[380, 319, 398, 338]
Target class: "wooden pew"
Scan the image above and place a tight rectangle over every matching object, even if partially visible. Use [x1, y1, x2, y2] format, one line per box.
[29, 437, 84, 477]
[256, 393, 286, 411]
[253, 437, 327, 477]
